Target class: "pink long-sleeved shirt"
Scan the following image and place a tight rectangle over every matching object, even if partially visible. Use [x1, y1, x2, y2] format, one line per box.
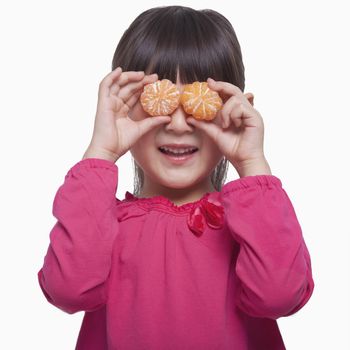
[37, 158, 314, 349]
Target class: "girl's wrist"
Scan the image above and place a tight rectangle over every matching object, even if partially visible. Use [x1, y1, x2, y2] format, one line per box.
[231, 156, 272, 177]
[82, 145, 118, 163]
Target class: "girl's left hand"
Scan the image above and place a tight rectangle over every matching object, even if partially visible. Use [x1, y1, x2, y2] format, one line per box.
[186, 78, 266, 169]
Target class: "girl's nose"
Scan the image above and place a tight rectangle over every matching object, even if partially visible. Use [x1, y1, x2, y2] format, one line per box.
[164, 105, 194, 133]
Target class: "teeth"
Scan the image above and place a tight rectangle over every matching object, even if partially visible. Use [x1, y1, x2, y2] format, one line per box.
[160, 147, 197, 154]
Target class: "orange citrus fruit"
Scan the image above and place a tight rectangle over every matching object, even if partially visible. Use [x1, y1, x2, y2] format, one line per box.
[140, 79, 181, 116]
[180, 81, 223, 120]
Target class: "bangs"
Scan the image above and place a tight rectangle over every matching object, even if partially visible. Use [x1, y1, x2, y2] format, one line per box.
[112, 6, 245, 90]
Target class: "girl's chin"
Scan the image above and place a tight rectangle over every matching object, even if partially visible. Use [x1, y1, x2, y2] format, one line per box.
[154, 168, 199, 189]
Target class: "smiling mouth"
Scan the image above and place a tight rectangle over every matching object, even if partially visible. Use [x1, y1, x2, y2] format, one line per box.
[158, 146, 198, 156]
[158, 146, 199, 163]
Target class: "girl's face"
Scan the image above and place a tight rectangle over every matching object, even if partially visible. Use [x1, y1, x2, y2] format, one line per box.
[128, 71, 224, 198]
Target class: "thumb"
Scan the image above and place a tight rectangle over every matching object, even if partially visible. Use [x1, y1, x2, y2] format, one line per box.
[187, 117, 222, 141]
[137, 115, 171, 136]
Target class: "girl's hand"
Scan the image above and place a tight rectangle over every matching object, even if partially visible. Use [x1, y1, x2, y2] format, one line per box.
[84, 67, 171, 162]
[186, 78, 268, 172]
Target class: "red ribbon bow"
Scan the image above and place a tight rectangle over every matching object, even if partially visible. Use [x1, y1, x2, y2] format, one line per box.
[187, 194, 225, 237]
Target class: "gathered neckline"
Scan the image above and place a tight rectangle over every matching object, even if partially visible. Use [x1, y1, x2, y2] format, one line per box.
[123, 190, 215, 213]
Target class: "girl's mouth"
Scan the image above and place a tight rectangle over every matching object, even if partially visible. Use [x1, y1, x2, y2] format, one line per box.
[158, 146, 198, 164]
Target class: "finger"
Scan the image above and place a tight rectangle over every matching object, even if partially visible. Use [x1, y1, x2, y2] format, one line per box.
[186, 116, 222, 142]
[215, 109, 226, 129]
[99, 66, 123, 98]
[108, 70, 147, 97]
[219, 96, 243, 129]
[238, 104, 261, 127]
[219, 99, 233, 129]
[115, 70, 146, 88]
[136, 115, 172, 136]
[207, 78, 244, 101]
[112, 73, 158, 102]
[119, 74, 159, 110]
[230, 106, 243, 129]
[110, 71, 151, 96]
[227, 102, 259, 129]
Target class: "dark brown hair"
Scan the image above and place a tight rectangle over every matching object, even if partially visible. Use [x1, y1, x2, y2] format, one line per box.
[111, 5, 246, 195]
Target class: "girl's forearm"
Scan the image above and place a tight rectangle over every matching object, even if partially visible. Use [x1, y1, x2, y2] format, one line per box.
[37, 158, 120, 314]
[221, 174, 314, 319]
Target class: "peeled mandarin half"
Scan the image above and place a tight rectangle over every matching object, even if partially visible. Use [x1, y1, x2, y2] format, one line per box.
[180, 81, 223, 120]
[140, 79, 181, 116]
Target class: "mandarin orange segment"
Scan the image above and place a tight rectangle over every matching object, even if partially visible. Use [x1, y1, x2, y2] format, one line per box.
[180, 81, 223, 120]
[140, 79, 181, 116]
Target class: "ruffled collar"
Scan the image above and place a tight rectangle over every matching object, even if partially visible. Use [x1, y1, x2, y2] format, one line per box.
[120, 190, 225, 237]
[123, 190, 213, 214]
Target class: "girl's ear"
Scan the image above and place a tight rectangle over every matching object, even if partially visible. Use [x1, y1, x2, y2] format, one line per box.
[244, 92, 254, 106]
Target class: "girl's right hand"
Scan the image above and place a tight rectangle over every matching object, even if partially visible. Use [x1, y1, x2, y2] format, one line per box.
[83, 67, 171, 162]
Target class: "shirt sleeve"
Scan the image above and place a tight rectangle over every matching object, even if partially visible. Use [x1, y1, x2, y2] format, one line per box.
[37, 158, 120, 314]
[221, 174, 314, 320]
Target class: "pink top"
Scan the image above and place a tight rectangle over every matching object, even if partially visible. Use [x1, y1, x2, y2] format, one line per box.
[37, 158, 314, 350]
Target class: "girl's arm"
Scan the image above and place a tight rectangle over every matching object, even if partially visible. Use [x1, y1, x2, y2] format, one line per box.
[37, 157, 120, 314]
[221, 174, 314, 320]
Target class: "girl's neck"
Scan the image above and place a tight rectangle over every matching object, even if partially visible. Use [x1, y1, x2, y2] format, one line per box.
[139, 179, 216, 207]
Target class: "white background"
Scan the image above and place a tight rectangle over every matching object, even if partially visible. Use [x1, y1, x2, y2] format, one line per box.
[1, 0, 349, 349]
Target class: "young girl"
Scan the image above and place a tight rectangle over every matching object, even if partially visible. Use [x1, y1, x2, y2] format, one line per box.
[37, 5, 314, 350]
